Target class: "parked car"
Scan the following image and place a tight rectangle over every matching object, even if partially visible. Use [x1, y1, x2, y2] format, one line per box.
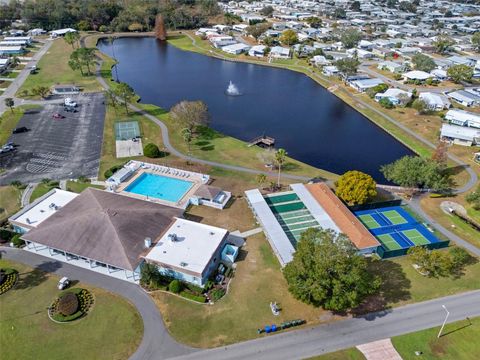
[64, 98, 77, 107]
[64, 106, 77, 113]
[12, 126, 28, 134]
[58, 277, 70, 290]
[52, 113, 65, 119]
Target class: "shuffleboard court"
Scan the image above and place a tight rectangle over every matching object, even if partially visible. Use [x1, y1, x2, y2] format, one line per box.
[115, 121, 141, 140]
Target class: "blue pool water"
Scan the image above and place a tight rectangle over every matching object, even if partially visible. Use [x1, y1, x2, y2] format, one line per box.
[125, 173, 193, 202]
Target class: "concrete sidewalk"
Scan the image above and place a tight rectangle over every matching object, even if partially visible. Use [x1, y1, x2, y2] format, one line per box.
[357, 339, 402, 360]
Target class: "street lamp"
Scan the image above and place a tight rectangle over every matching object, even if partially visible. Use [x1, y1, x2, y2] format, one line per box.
[437, 305, 450, 338]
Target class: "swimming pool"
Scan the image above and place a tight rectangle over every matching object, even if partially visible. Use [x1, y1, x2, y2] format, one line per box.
[124, 173, 193, 202]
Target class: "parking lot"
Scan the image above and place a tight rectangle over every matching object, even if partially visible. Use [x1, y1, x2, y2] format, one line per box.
[0, 93, 106, 185]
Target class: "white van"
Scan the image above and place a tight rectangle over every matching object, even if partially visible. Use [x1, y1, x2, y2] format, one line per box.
[64, 97, 77, 107]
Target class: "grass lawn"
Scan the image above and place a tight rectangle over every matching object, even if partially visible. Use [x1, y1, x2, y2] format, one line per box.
[0, 185, 21, 223]
[17, 39, 102, 98]
[152, 193, 338, 348]
[30, 182, 59, 202]
[391, 317, 479, 360]
[66, 180, 104, 193]
[0, 259, 143, 360]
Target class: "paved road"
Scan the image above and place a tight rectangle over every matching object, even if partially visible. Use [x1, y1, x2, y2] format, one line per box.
[4, 246, 480, 360]
[170, 290, 480, 360]
[0, 40, 53, 115]
[1, 247, 195, 360]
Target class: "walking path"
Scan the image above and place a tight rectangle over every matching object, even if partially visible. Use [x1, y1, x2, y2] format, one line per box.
[59, 179, 67, 190]
[231, 227, 263, 238]
[356, 339, 402, 360]
[21, 183, 37, 207]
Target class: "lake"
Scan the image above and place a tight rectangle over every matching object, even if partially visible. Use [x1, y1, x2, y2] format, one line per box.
[98, 37, 414, 182]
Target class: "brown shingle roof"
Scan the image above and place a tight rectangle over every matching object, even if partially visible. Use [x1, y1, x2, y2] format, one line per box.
[21, 188, 183, 270]
[305, 183, 380, 250]
[194, 185, 222, 201]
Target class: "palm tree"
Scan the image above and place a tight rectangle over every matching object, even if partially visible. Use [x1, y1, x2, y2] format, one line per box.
[181, 128, 193, 154]
[256, 174, 267, 189]
[64, 31, 80, 49]
[10, 56, 20, 68]
[274, 148, 287, 188]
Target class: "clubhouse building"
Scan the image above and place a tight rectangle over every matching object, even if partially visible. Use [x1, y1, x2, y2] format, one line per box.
[10, 188, 235, 285]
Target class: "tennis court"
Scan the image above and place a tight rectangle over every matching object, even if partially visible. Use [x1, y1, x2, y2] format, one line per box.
[354, 206, 449, 258]
[115, 121, 141, 140]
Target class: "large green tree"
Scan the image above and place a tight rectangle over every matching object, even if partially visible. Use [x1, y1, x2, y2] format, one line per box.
[381, 156, 450, 191]
[246, 23, 270, 40]
[280, 29, 298, 46]
[341, 28, 362, 49]
[471, 32, 480, 52]
[113, 82, 135, 114]
[335, 57, 360, 76]
[433, 34, 454, 54]
[447, 64, 473, 84]
[284, 228, 381, 311]
[412, 53, 436, 72]
[335, 170, 377, 206]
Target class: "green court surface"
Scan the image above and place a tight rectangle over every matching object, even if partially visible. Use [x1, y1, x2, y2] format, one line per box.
[358, 214, 380, 229]
[377, 234, 403, 251]
[382, 210, 408, 225]
[402, 229, 431, 246]
[115, 121, 140, 140]
[265, 193, 299, 205]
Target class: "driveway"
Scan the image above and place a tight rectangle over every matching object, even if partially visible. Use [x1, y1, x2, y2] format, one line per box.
[0, 93, 106, 185]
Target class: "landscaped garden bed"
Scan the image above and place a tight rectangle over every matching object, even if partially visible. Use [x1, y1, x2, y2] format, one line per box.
[48, 288, 94, 322]
[0, 268, 18, 295]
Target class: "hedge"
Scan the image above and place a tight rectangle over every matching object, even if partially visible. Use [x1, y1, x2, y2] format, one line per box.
[104, 164, 124, 179]
[169, 279, 182, 294]
[143, 143, 161, 158]
[11, 234, 24, 248]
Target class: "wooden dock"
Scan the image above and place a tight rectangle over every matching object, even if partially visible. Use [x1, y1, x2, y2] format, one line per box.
[248, 135, 275, 148]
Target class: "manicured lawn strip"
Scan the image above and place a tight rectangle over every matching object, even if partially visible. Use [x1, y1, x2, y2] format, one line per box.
[0, 259, 143, 360]
[17, 39, 102, 98]
[4, 71, 18, 79]
[391, 317, 479, 360]
[138, 103, 338, 180]
[30, 183, 59, 202]
[307, 348, 366, 360]
[66, 181, 103, 193]
[0, 186, 21, 223]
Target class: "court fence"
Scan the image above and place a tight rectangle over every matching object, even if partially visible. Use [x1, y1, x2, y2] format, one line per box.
[377, 238, 450, 259]
[349, 199, 403, 212]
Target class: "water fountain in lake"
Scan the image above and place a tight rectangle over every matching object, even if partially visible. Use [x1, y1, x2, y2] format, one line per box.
[225, 81, 241, 96]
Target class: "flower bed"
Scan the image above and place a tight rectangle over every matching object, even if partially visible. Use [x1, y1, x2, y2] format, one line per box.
[0, 268, 18, 295]
[49, 288, 94, 322]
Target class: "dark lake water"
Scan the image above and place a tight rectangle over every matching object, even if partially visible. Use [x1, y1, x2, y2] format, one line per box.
[98, 37, 414, 182]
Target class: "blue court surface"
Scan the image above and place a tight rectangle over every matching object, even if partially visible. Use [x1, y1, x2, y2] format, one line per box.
[355, 206, 449, 258]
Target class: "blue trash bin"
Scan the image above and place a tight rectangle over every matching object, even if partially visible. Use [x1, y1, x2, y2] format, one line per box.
[271, 324, 277, 332]
[265, 325, 271, 333]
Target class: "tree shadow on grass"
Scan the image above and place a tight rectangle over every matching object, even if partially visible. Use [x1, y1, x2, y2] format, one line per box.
[282, 162, 300, 172]
[450, 252, 478, 280]
[145, 107, 168, 117]
[351, 259, 411, 320]
[235, 248, 248, 262]
[196, 126, 224, 140]
[15, 261, 63, 290]
[200, 145, 215, 151]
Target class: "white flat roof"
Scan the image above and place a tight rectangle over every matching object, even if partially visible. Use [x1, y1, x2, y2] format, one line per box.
[145, 218, 228, 275]
[10, 189, 78, 228]
[245, 189, 295, 266]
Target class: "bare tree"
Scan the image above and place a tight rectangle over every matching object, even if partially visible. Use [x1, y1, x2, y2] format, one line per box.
[155, 14, 167, 41]
[170, 100, 209, 133]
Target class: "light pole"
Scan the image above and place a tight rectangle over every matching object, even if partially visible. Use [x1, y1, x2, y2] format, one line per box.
[437, 305, 450, 338]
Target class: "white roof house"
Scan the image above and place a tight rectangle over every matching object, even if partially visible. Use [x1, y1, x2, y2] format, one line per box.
[270, 46, 291, 58]
[50, 28, 76, 37]
[145, 218, 229, 286]
[441, 124, 480, 146]
[403, 70, 433, 81]
[248, 45, 266, 57]
[222, 43, 250, 55]
[447, 90, 480, 107]
[445, 109, 480, 128]
[9, 189, 78, 233]
[349, 78, 384, 92]
[375, 88, 412, 105]
[419, 92, 451, 110]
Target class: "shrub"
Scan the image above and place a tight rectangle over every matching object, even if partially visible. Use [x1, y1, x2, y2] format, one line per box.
[104, 164, 124, 179]
[169, 279, 182, 294]
[210, 288, 226, 301]
[379, 97, 394, 109]
[143, 143, 161, 158]
[0, 229, 15, 242]
[450, 247, 471, 268]
[57, 292, 79, 316]
[180, 291, 206, 303]
[186, 283, 204, 295]
[11, 234, 24, 248]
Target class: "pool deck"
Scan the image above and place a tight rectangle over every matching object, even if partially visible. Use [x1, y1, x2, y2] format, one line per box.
[115, 164, 207, 209]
